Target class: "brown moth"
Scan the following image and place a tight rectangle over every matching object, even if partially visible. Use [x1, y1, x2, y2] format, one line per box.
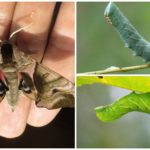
[0, 29, 74, 111]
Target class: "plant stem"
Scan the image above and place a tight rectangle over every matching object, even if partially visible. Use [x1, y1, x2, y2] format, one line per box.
[78, 64, 150, 75]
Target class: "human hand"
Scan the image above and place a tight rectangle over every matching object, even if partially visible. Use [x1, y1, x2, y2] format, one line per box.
[0, 2, 74, 138]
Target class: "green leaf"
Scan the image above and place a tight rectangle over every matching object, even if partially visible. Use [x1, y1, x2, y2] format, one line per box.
[77, 76, 150, 93]
[105, 2, 150, 61]
[98, 76, 150, 93]
[95, 92, 150, 122]
[77, 76, 100, 87]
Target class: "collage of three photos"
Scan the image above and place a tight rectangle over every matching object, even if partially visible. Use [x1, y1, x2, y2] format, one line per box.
[0, 1, 150, 148]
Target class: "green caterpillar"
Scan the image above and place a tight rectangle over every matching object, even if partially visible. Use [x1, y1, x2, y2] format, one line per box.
[104, 2, 150, 61]
[95, 92, 150, 122]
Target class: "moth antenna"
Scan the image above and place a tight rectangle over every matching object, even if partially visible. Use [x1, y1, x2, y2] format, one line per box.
[9, 11, 35, 40]
[9, 22, 33, 40]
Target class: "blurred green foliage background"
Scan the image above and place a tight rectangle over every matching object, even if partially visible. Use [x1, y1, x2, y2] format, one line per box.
[77, 2, 150, 73]
[77, 83, 150, 148]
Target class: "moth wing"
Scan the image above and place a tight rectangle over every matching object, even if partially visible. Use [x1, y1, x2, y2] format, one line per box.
[104, 2, 150, 61]
[33, 63, 74, 109]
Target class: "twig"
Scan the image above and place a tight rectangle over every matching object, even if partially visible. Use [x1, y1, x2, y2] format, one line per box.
[78, 64, 150, 75]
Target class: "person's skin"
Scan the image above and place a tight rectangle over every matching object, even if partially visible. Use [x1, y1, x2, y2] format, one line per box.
[0, 2, 74, 138]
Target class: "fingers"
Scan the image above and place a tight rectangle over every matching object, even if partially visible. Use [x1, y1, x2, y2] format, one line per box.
[27, 2, 75, 127]
[0, 95, 31, 138]
[11, 2, 56, 61]
[44, 2, 75, 81]
[50, 2, 75, 52]
[0, 2, 16, 40]
[0, 2, 74, 133]
[27, 102, 60, 127]
[0, 2, 23, 138]
[6, 2, 56, 131]
[0, 2, 56, 138]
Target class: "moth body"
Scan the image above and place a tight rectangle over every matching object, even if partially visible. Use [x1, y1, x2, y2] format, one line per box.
[0, 41, 20, 109]
[0, 39, 74, 110]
